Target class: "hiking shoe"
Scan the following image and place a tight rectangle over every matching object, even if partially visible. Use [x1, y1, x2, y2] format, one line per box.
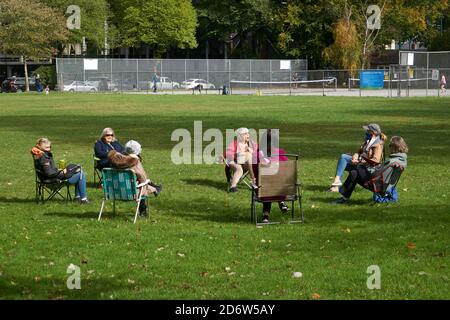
[229, 187, 238, 193]
[280, 202, 289, 213]
[328, 186, 340, 193]
[151, 183, 163, 197]
[331, 197, 348, 205]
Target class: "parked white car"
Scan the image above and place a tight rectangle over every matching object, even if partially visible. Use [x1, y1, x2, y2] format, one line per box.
[63, 81, 98, 92]
[181, 78, 215, 90]
[151, 76, 180, 90]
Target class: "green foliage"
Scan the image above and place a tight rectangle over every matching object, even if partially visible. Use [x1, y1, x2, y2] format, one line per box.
[118, 0, 198, 56]
[0, 0, 69, 59]
[32, 66, 57, 89]
[39, 0, 110, 49]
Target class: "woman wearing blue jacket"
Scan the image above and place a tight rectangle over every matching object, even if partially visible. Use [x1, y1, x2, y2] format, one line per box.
[94, 128, 123, 169]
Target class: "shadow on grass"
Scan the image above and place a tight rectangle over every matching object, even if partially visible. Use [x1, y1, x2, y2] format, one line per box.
[0, 197, 52, 204]
[182, 178, 227, 192]
[0, 274, 129, 299]
[303, 184, 331, 192]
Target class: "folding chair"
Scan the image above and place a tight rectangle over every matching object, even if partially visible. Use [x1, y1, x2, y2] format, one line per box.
[93, 155, 103, 187]
[33, 158, 72, 203]
[97, 168, 149, 224]
[364, 162, 405, 202]
[223, 157, 253, 190]
[251, 154, 304, 225]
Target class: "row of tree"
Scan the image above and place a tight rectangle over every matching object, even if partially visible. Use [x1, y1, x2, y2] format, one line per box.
[1, 0, 449, 90]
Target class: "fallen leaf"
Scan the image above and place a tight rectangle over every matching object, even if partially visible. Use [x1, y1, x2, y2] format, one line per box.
[418, 271, 428, 276]
[311, 293, 321, 299]
[407, 243, 417, 249]
[292, 272, 303, 278]
[228, 272, 236, 276]
[200, 271, 209, 277]
[261, 239, 266, 243]
[225, 267, 231, 272]
[177, 252, 185, 258]
[127, 279, 135, 284]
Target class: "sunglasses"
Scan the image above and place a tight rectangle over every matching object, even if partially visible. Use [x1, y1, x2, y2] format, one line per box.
[105, 134, 114, 137]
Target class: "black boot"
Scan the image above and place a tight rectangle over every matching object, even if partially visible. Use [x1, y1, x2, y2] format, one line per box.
[139, 199, 148, 217]
[149, 182, 163, 196]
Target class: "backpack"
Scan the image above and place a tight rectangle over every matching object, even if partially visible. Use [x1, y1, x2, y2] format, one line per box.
[373, 187, 398, 203]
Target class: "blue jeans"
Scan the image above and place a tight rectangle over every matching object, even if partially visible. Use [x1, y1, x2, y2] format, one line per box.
[68, 170, 87, 199]
[335, 154, 354, 178]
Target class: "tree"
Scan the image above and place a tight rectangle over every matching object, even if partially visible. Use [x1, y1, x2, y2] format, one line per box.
[270, 0, 337, 68]
[0, 0, 69, 91]
[114, 0, 198, 57]
[323, 0, 448, 69]
[39, 0, 111, 54]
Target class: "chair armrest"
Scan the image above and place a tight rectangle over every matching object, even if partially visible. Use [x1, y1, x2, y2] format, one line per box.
[136, 179, 150, 188]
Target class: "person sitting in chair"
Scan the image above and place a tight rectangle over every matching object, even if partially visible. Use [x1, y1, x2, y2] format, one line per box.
[329, 123, 387, 192]
[332, 136, 408, 204]
[258, 129, 289, 223]
[94, 128, 123, 170]
[31, 137, 89, 204]
[224, 127, 258, 192]
[107, 140, 162, 217]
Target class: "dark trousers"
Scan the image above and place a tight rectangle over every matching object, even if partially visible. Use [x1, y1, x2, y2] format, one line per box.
[263, 202, 285, 214]
[340, 165, 370, 199]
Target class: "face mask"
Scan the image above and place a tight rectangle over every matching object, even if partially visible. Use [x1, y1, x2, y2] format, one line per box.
[365, 132, 372, 140]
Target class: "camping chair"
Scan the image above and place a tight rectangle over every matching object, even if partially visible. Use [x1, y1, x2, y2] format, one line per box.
[97, 168, 149, 224]
[93, 155, 103, 187]
[33, 158, 72, 203]
[364, 162, 405, 202]
[223, 157, 253, 190]
[251, 154, 304, 225]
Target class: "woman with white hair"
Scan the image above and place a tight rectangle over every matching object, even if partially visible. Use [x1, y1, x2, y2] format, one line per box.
[107, 140, 162, 217]
[94, 128, 123, 169]
[224, 127, 258, 192]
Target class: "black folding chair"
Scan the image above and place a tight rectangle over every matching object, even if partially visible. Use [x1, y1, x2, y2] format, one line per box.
[251, 154, 304, 225]
[33, 159, 71, 203]
[93, 154, 103, 187]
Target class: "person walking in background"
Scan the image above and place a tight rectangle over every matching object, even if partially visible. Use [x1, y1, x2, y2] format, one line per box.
[440, 74, 446, 96]
[152, 68, 159, 93]
[35, 74, 43, 92]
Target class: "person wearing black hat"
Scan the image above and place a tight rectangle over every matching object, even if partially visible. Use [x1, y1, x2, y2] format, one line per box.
[329, 123, 387, 192]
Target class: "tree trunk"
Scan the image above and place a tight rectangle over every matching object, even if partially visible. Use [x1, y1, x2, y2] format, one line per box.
[23, 56, 30, 92]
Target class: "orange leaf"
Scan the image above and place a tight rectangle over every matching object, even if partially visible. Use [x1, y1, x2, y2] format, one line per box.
[311, 293, 321, 299]
[407, 243, 417, 249]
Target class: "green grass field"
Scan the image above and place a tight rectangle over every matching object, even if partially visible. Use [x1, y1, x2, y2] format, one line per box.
[0, 93, 449, 300]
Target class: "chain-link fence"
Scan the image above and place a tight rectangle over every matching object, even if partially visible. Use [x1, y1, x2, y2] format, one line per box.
[56, 55, 449, 96]
[56, 58, 308, 93]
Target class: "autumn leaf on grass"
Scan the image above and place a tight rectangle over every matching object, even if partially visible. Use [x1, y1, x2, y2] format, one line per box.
[311, 293, 321, 299]
[407, 243, 417, 249]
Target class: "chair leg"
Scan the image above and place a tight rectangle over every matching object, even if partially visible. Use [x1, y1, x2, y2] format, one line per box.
[134, 188, 144, 224]
[250, 189, 254, 222]
[297, 185, 304, 223]
[98, 199, 105, 221]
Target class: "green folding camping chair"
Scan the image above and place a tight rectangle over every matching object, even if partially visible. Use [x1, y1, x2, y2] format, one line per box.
[98, 168, 149, 223]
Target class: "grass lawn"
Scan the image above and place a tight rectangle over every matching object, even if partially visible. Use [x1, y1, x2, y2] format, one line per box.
[0, 93, 449, 300]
